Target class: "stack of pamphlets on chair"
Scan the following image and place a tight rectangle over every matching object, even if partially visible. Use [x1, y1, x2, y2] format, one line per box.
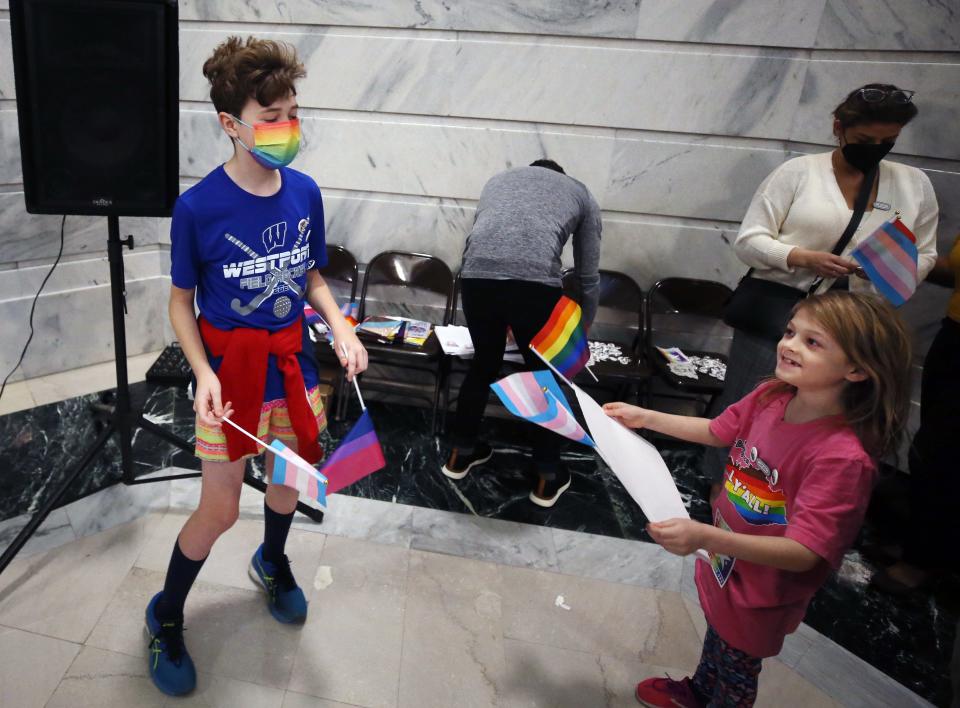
[355, 316, 433, 346]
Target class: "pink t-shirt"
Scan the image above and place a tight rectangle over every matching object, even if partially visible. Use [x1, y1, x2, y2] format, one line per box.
[695, 383, 876, 658]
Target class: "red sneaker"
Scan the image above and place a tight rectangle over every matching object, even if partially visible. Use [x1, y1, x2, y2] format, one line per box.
[635, 676, 702, 707]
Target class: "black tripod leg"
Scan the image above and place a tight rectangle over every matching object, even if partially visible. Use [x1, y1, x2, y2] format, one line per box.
[0, 422, 115, 574]
[138, 415, 194, 455]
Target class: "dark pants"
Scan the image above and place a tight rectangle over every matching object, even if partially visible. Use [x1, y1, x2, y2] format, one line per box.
[692, 624, 762, 707]
[903, 318, 960, 569]
[452, 278, 563, 472]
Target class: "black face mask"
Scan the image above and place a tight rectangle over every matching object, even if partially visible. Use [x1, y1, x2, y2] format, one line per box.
[841, 141, 893, 174]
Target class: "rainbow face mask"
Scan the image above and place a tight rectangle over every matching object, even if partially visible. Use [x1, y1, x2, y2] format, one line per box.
[233, 116, 301, 169]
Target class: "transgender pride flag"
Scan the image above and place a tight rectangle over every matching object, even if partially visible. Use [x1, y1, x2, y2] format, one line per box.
[491, 370, 595, 447]
[270, 439, 329, 508]
[321, 409, 386, 494]
[852, 218, 919, 307]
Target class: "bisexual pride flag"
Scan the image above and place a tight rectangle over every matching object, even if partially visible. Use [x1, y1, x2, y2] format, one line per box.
[530, 296, 590, 380]
[852, 218, 919, 307]
[269, 439, 329, 508]
[491, 370, 595, 447]
[321, 409, 386, 494]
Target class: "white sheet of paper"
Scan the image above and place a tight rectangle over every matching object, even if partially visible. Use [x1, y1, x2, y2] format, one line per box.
[573, 384, 689, 521]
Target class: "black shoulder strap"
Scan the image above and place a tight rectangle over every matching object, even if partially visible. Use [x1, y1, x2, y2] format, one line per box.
[831, 164, 878, 257]
[804, 164, 878, 294]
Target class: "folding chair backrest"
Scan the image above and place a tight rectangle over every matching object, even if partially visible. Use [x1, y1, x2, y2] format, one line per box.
[563, 268, 644, 348]
[359, 251, 455, 324]
[319, 244, 359, 304]
[644, 277, 733, 350]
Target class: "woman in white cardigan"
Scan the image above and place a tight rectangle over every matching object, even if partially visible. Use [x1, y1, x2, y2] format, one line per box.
[702, 83, 939, 484]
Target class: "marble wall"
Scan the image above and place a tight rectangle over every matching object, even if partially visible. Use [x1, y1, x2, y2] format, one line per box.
[1, 3, 958, 412]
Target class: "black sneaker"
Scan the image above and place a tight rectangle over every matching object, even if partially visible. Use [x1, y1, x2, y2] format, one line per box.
[441, 442, 493, 479]
[529, 467, 572, 507]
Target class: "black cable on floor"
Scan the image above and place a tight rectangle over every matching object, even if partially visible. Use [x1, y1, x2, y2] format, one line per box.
[0, 214, 67, 404]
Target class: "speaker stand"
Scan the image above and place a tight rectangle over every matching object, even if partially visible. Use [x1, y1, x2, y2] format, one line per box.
[0, 215, 324, 575]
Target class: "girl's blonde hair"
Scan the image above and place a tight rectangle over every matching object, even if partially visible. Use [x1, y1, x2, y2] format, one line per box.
[768, 291, 912, 460]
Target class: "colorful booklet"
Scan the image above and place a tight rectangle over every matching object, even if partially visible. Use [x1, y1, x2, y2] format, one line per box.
[355, 316, 406, 344]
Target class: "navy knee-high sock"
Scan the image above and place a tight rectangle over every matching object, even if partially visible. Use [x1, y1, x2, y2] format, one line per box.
[156, 539, 207, 621]
[262, 499, 295, 564]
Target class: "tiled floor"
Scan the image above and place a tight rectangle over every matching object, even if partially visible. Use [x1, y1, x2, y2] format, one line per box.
[0, 475, 932, 708]
[0, 350, 162, 416]
[0, 355, 941, 707]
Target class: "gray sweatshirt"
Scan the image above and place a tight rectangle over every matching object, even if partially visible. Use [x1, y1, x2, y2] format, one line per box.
[460, 166, 602, 326]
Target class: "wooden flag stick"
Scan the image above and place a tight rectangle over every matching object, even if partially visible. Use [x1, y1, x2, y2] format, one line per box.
[528, 345, 574, 388]
[340, 342, 366, 410]
[221, 415, 270, 451]
[584, 364, 599, 383]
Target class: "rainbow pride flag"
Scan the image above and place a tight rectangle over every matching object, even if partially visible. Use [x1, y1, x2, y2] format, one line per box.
[852, 218, 918, 307]
[529, 296, 590, 380]
[491, 370, 594, 447]
[270, 439, 329, 508]
[321, 409, 386, 494]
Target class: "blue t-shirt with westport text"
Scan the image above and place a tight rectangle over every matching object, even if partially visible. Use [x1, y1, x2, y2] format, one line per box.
[170, 165, 328, 401]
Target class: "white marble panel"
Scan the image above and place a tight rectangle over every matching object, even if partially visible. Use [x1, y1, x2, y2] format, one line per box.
[322, 189, 475, 269]
[0, 22, 13, 100]
[635, 0, 826, 48]
[179, 0, 642, 39]
[0, 275, 169, 379]
[64, 480, 169, 539]
[0, 192, 162, 263]
[180, 108, 616, 206]
[790, 53, 960, 160]
[180, 28, 809, 139]
[0, 248, 164, 300]
[794, 632, 933, 707]
[605, 132, 787, 220]
[410, 505, 559, 570]
[816, 0, 960, 51]
[551, 527, 683, 591]
[599, 213, 745, 289]
[0, 108, 19, 184]
[0, 507, 76, 559]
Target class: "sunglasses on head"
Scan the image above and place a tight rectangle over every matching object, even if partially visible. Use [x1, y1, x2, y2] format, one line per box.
[857, 87, 915, 104]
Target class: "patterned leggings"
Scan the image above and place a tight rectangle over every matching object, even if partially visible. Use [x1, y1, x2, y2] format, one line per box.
[691, 624, 763, 707]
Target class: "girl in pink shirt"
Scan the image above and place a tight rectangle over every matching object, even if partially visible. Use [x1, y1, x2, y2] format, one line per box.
[604, 291, 912, 708]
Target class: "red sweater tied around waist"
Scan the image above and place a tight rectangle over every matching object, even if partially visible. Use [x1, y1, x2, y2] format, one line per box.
[199, 316, 322, 463]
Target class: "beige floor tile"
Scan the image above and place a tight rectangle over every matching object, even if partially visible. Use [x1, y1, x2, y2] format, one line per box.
[0, 515, 160, 643]
[283, 690, 367, 707]
[636, 590, 704, 673]
[499, 638, 606, 708]
[46, 645, 166, 708]
[398, 550, 505, 708]
[25, 350, 161, 407]
[46, 644, 285, 708]
[135, 514, 326, 594]
[595, 655, 687, 708]
[83, 565, 303, 689]
[756, 657, 841, 708]
[289, 536, 409, 708]
[499, 564, 673, 663]
[0, 625, 81, 708]
[0, 380, 35, 415]
[681, 593, 707, 641]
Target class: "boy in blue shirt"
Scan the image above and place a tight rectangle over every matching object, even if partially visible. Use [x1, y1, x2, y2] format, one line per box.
[145, 36, 367, 696]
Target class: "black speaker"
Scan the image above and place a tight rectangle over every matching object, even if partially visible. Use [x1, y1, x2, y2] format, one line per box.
[9, 0, 178, 216]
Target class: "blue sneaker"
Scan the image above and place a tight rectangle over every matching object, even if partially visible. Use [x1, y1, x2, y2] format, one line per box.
[248, 544, 308, 623]
[144, 592, 196, 696]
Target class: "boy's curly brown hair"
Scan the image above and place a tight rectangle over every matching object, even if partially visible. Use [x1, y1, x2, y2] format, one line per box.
[202, 36, 306, 116]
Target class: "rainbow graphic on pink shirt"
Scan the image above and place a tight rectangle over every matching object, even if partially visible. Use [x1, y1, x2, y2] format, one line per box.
[723, 464, 787, 526]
